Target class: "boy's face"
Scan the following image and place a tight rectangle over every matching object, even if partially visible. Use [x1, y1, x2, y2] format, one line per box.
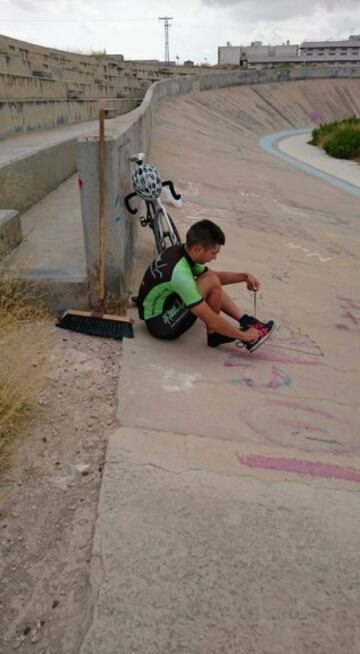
[193, 243, 221, 264]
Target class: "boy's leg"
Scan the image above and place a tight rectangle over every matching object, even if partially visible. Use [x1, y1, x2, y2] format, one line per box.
[196, 272, 242, 321]
[197, 272, 261, 325]
[218, 288, 243, 321]
[196, 272, 275, 350]
[196, 272, 242, 346]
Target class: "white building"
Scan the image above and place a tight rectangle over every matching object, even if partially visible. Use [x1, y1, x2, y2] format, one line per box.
[299, 35, 360, 64]
[218, 41, 299, 68]
[218, 35, 360, 68]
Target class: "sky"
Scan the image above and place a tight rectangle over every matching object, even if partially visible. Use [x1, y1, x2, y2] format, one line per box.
[2, 0, 360, 64]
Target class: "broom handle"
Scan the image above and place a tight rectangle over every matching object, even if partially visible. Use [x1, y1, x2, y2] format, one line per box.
[99, 110, 106, 306]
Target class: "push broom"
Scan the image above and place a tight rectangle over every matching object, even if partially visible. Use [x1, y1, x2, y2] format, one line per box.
[57, 109, 134, 339]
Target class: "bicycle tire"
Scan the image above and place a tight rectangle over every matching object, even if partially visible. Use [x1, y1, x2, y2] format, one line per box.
[152, 215, 166, 254]
[147, 203, 164, 254]
[153, 209, 182, 254]
[167, 212, 182, 247]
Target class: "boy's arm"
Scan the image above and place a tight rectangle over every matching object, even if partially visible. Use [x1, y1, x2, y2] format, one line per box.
[208, 270, 260, 290]
[191, 301, 258, 343]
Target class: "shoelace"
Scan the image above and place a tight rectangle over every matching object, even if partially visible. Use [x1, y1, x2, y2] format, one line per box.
[253, 323, 268, 338]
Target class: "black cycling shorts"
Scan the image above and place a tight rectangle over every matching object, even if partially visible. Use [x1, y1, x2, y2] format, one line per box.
[145, 294, 197, 340]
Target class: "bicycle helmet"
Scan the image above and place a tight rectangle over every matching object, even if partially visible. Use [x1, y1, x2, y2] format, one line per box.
[132, 163, 162, 201]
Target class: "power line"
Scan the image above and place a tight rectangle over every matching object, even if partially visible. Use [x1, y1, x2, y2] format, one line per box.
[159, 16, 173, 62]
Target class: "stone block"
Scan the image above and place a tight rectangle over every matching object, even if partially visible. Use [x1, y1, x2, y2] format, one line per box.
[0, 209, 22, 258]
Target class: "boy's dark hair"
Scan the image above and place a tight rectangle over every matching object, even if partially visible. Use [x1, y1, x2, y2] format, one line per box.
[186, 220, 225, 248]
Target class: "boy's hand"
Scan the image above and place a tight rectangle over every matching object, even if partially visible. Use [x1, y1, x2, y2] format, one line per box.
[246, 274, 260, 291]
[239, 326, 259, 344]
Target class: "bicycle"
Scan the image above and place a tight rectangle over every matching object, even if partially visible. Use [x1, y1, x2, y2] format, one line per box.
[124, 153, 182, 254]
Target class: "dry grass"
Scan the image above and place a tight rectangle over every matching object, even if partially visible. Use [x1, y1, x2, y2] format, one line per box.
[0, 260, 51, 463]
[0, 260, 49, 337]
[0, 337, 41, 462]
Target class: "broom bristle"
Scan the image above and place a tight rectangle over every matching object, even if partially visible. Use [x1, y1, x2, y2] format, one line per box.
[56, 311, 134, 340]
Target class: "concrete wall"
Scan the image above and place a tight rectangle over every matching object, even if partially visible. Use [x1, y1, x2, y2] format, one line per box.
[0, 33, 197, 139]
[0, 33, 223, 141]
[0, 73, 68, 100]
[77, 65, 360, 301]
[0, 97, 139, 141]
[0, 138, 78, 214]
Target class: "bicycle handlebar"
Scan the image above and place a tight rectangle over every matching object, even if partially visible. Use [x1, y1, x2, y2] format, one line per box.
[124, 179, 181, 215]
[124, 192, 138, 214]
[161, 180, 182, 201]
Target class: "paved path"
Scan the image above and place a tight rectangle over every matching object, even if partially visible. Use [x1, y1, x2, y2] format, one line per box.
[79, 86, 360, 654]
[278, 131, 360, 189]
[260, 128, 360, 198]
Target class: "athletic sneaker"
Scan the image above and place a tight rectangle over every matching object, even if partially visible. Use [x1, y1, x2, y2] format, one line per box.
[208, 332, 236, 348]
[237, 314, 275, 352]
[239, 313, 268, 331]
[246, 320, 275, 353]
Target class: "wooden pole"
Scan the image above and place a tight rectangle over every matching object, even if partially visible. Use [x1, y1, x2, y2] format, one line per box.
[98, 109, 106, 307]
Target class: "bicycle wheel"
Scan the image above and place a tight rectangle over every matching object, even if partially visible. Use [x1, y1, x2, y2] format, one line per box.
[167, 212, 182, 247]
[153, 208, 182, 254]
[151, 207, 166, 254]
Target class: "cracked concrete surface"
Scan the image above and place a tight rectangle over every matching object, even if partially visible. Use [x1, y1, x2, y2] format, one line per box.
[80, 81, 360, 654]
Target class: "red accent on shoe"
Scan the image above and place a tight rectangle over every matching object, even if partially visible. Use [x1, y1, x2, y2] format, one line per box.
[253, 320, 267, 332]
[254, 325, 269, 338]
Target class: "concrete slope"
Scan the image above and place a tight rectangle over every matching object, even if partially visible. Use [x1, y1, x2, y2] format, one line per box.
[9, 78, 360, 307]
[80, 79, 360, 653]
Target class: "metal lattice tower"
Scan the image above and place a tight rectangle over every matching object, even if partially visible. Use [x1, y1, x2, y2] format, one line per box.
[159, 16, 173, 63]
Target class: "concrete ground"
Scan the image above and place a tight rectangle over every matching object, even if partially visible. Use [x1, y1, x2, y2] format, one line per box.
[79, 86, 360, 653]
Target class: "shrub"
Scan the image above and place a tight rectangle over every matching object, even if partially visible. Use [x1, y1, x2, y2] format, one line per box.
[324, 127, 360, 159]
[309, 116, 360, 160]
[310, 121, 339, 146]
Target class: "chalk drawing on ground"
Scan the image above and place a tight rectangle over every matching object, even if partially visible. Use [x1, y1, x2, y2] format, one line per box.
[241, 398, 357, 455]
[231, 365, 292, 392]
[236, 452, 360, 484]
[149, 365, 201, 393]
[337, 296, 360, 329]
[226, 319, 324, 363]
[284, 242, 332, 263]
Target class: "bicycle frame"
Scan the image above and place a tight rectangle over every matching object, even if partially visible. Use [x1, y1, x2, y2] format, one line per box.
[125, 154, 182, 254]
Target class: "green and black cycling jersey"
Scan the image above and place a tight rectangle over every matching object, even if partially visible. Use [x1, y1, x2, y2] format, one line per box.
[137, 245, 207, 321]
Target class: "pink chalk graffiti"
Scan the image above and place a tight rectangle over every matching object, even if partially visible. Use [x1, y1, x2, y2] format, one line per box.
[337, 297, 360, 327]
[225, 319, 324, 367]
[237, 452, 360, 484]
[309, 112, 323, 125]
[278, 418, 326, 434]
[241, 398, 356, 455]
[232, 365, 292, 391]
[225, 346, 324, 367]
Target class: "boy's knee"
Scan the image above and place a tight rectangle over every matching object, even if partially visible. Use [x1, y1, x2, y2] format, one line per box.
[202, 271, 221, 288]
